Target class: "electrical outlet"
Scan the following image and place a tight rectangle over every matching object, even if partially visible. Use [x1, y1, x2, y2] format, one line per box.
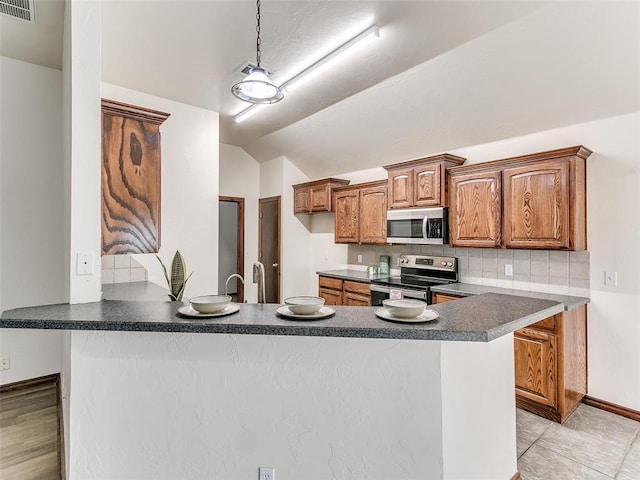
[605, 271, 618, 286]
[76, 252, 95, 275]
[1, 356, 10, 371]
[357, 254, 363, 263]
[259, 467, 274, 480]
[504, 264, 513, 276]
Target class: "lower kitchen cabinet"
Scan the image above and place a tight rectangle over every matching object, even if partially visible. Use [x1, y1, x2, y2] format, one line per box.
[318, 276, 370, 306]
[433, 292, 587, 423]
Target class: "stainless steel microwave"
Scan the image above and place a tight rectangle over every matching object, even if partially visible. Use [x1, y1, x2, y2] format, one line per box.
[386, 207, 448, 244]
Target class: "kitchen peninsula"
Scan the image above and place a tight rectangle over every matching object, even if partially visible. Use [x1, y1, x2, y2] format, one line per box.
[1, 294, 578, 479]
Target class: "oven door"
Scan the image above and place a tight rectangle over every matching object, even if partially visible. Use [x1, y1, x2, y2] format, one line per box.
[369, 284, 429, 306]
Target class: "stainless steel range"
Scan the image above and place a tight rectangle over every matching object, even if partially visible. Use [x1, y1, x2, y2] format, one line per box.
[370, 254, 458, 306]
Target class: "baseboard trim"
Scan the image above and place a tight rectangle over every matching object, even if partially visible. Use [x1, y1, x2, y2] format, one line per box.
[0, 372, 59, 392]
[583, 395, 640, 422]
[510, 471, 521, 480]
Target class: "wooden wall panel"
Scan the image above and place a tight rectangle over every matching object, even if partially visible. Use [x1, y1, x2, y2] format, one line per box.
[101, 100, 169, 254]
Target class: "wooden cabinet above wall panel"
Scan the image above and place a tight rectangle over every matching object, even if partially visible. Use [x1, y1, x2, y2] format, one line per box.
[101, 99, 170, 254]
[292, 178, 350, 214]
[447, 146, 592, 250]
[384, 153, 466, 209]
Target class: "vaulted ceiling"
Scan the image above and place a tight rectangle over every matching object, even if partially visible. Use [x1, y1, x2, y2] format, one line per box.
[2, 1, 639, 178]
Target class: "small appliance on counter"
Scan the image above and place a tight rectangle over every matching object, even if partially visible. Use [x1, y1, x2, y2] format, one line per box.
[386, 207, 448, 244]
[370, 254, 458, 306]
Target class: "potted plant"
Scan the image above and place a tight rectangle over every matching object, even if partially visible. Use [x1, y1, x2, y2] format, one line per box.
[156, 250, 193, 302]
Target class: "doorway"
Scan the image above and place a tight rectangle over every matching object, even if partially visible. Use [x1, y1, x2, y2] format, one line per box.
[259, 196, 281, 303]
[219, 196, 244, 302]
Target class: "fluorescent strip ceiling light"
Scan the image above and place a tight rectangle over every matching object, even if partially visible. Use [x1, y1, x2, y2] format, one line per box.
[235, 24, 380, 123]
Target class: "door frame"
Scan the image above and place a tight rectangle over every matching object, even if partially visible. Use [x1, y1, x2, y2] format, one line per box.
[219, 196, 245, 303]
[258, 196, 281, 303]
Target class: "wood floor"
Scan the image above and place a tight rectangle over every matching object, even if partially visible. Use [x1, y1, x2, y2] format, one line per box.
[0, 375, 61, 480]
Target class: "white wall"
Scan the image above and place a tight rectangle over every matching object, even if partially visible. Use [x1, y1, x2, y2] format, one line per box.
[219, 144, 260, 303]
[260, 156, 315, 299]
[101, 84, 220, 299]
[309, 112, 640, 411]
[0, 57, 66, 384]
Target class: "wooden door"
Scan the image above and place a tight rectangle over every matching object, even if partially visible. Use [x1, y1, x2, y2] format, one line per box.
[293, 186, 310, 214]
[514, 328, 557, 407]
[259, 196, 281, 303]
[449, 170, 502, 247]
[334, 189, 360, 243]
[319, 287, 342, 306]
[343, 293, 371, 306]
[387, 168, 413, 209]
[503, 160, 570, 249]
[413, 163, 442, 207]
[359, 186, 387, 244]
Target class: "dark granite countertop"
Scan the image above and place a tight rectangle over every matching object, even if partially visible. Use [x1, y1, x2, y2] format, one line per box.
[316, 269, 388, 283]
[0, 293, 564, 342]
[430, 283, 589, 311]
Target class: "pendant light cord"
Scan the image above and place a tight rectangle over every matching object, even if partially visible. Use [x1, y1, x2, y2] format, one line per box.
[255, 0, 262, 67]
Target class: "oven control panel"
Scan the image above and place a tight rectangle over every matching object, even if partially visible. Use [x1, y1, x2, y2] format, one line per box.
[398, 254, 456, 271]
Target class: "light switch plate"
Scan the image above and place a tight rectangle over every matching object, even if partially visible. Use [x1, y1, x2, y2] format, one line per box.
[77, 252, 95, 275]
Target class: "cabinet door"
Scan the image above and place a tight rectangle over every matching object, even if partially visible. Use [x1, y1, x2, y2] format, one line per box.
[449, 170, 502, 247]
[343, 292, 371, 306]
[432, 292, 465, 304]
[503, 160, 569, 249]
[413, 163, 442, 207]
[310, 184, 331, 212]
[334, 190, 360, 243]
[359, 186, 387, 244]
[294, 186, 310, 214]
[387, 168, 413, 209]
[319, 287, 342, 306]
[514, 328, 557, 407]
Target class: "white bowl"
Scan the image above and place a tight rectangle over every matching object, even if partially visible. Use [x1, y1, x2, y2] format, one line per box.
[284, 296, 325, 315]
[190, 295, 232, 314]
[382, 299, 426, 318]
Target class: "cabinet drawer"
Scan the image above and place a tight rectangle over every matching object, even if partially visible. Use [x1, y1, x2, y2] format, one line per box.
[319, 276, 343, 290]
[343, 280, 370, 295]
[343, 292, 370, 307]
[529, 315, 557, 332]
[432, 292, 465, 304]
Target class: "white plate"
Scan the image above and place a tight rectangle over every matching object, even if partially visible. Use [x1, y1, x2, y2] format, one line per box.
[374, 308, 439, 323]
[177, 303, 240, 319]
[276, 305, 335, 320]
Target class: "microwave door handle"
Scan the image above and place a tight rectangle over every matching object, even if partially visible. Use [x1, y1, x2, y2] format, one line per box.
[422, 214, 429, 240]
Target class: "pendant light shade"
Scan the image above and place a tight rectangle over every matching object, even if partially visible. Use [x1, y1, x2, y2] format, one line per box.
[232, 66, 284, 104]
[232, 0, 284, 104]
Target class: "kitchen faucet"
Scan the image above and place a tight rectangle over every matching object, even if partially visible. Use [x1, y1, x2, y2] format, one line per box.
[253, 261, 266, 303]
[224, 273, 244, 297]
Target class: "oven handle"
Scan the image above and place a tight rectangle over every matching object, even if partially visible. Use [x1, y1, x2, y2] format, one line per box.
[369, 284, 427, 301]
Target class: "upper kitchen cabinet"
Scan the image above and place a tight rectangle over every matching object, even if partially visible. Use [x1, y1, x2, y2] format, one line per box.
[334, 180, 387, 244]
[448, 146, 592, 250]
[449, 169, 502, 248]
[292, 178, 350, 214]
[384, 154, 466, 209]
[101, 99, 170, 254]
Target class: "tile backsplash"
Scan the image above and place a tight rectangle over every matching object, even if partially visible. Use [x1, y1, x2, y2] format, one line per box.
[101, 254, 148, 284]
[348, 245, 590, 295]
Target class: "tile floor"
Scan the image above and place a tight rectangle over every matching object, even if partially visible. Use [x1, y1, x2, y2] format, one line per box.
[517, 405, 640, 479]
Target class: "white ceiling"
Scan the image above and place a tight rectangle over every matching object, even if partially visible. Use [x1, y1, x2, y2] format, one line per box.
[2, 1, 639, 178]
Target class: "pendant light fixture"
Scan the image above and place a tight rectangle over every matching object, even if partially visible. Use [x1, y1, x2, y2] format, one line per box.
[232, 0, 284, 104]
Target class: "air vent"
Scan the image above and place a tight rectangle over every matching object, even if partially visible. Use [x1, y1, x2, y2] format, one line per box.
[0, 0, 36, 23]
[234, 61, 274, 77]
